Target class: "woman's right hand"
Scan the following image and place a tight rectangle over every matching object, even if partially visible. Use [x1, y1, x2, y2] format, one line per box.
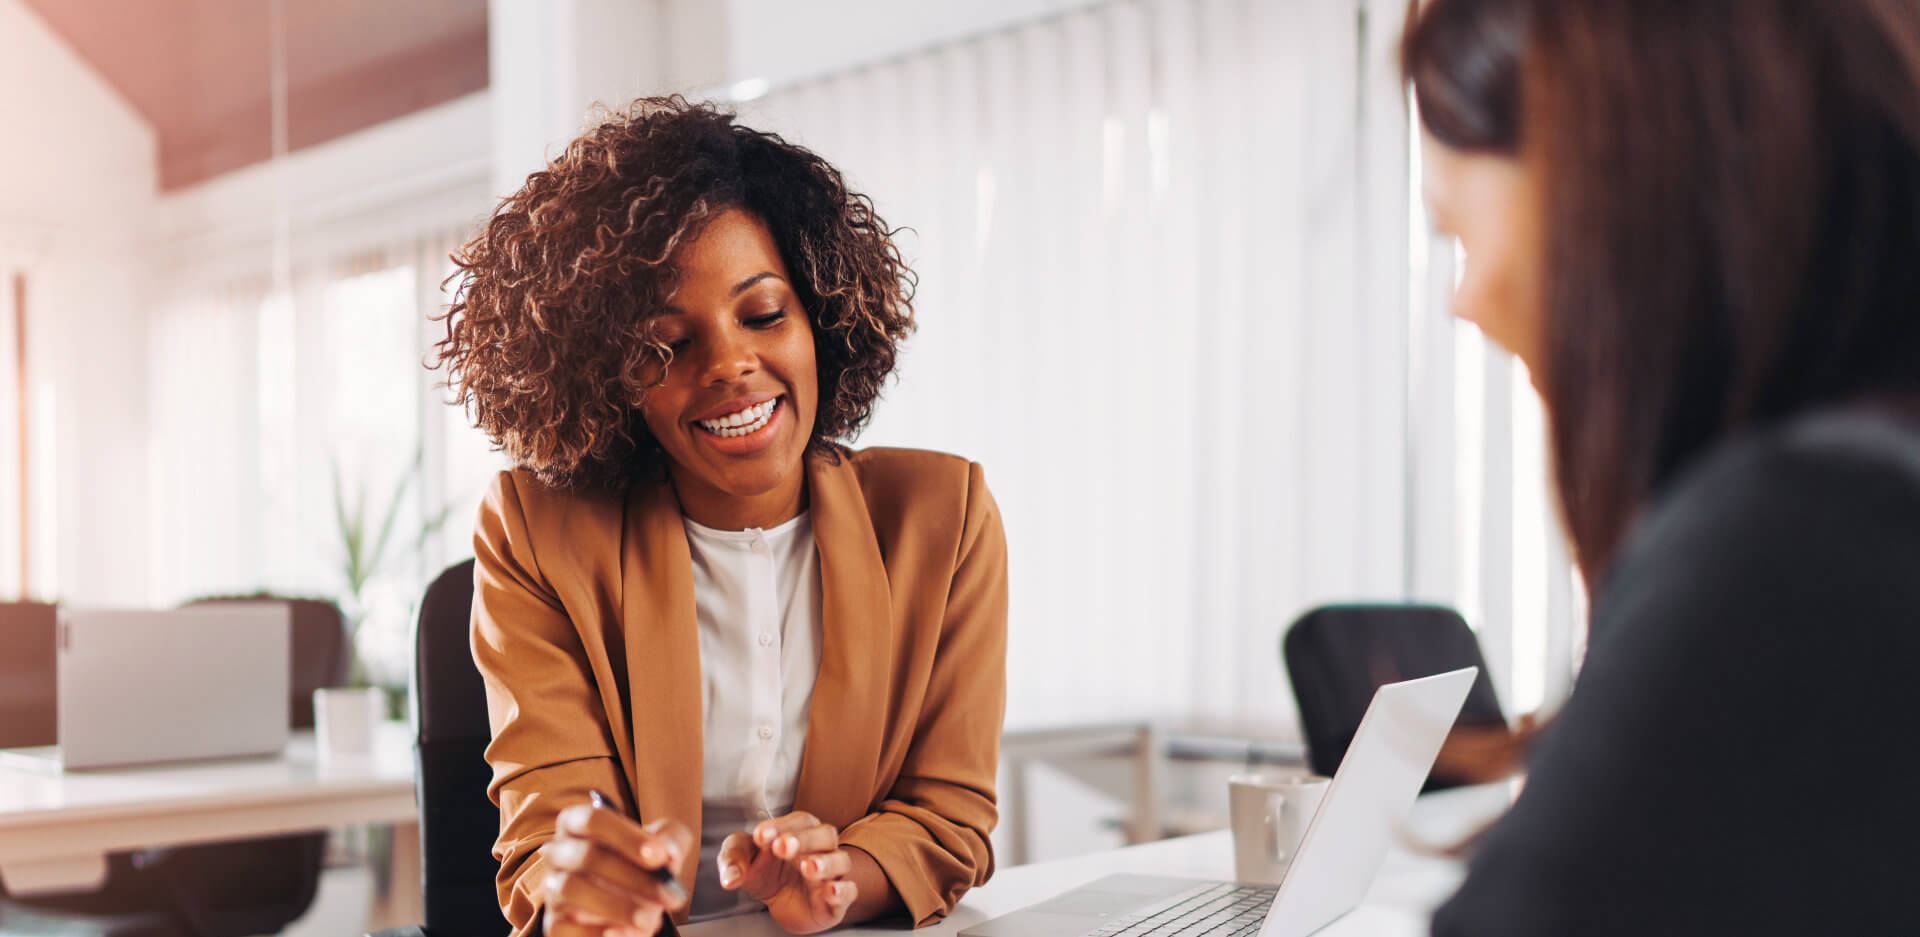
[541, 804, 693, 937]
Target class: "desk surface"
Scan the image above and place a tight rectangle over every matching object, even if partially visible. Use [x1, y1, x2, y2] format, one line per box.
[0, 721, 415, 895]
[684, 783, 1513, 937]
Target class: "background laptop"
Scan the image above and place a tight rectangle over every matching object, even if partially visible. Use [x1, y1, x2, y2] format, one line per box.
[0, 604, 291, 770]
[963, 667, 1478, 937]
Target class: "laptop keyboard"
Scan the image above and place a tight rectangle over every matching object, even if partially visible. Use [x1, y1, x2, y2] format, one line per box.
[1084, 883, 1279, 937]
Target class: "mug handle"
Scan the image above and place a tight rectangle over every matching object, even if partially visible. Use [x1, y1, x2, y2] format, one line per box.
[1267, 791, 1289, 862]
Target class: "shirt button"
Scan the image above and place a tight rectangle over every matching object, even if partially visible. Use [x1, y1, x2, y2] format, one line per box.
[758, 726, 774, 741]
[758, 632, 774, 647]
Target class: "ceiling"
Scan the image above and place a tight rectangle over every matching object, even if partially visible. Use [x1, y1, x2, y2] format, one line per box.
[24, 0, 489, 190]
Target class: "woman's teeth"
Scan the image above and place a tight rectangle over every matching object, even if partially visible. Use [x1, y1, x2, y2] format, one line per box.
[698, 398, 778, 438]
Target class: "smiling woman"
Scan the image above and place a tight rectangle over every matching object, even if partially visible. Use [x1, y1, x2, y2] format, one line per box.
[433, 97, 1007, 937]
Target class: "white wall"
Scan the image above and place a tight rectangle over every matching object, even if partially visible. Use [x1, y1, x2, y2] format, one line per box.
[0, 0, 157, 604]
[723, 0, 1105, 89]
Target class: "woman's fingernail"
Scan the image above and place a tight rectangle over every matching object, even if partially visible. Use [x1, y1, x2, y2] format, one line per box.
[640, 844, 663, 865]
[781, 835, 798, 854]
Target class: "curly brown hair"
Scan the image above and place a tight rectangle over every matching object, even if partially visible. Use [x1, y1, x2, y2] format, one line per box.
[433, 96, 916, 493]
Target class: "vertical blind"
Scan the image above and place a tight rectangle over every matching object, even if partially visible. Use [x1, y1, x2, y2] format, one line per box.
[745, 0, 1580, 729]
[747, 0, 1412, 730]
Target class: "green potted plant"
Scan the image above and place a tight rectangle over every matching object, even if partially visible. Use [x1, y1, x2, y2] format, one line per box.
[331, 447, 453, 719]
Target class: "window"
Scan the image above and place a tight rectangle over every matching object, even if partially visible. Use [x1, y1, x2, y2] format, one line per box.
[149, 231, 495, 688]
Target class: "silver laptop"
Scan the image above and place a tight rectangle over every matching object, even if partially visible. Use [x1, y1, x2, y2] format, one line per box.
[963, 667, 1478, 937]
[0, 605, 291, 770]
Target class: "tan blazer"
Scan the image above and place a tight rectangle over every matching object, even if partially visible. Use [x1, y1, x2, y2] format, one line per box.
[471, 447, 1008, 935]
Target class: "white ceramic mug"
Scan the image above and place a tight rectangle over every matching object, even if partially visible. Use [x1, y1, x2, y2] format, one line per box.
[313, 686, 382, 760]
[1228, 772, 1331, 884]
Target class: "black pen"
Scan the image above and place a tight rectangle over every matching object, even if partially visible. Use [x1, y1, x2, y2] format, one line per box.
[589, 789, 690, 905]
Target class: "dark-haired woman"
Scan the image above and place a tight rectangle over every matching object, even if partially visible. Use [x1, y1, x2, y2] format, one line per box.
[435, 97, 1006, 937]
[1405, 0, 1920, 933]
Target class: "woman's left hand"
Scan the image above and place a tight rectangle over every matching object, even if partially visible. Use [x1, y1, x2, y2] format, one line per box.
[718, 811, 859, 934]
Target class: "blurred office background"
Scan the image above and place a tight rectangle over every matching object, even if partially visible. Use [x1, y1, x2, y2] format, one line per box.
[0, 0, 1578, 927]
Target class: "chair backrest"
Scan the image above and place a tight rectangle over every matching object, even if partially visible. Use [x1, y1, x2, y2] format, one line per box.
[412, 558, 510, 937]
[0, 601, 57, 748]
[1282, 603, 1506, 791]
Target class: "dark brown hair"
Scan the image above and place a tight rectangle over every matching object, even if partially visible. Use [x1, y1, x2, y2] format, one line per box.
[434, 96, 915, 492]
[1402, 0, 1524, 155]
[1408, 0, 1920, 584]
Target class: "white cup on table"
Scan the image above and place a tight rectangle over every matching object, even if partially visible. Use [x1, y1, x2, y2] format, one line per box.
[313, 686, 383, 761]
[1228, 771, 1331, 884]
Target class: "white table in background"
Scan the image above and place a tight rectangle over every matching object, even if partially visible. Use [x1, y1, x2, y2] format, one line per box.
[685, 783, 1514, 937]
[0, 721, 415, 896]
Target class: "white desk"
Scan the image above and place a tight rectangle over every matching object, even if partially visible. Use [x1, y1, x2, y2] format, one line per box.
[684, 783, 1514, 937]
[0, 722, 416, 896]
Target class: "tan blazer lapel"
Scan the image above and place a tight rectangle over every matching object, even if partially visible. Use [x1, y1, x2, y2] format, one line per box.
[619, 479, 704, 901]
[794, 454, 892, 829]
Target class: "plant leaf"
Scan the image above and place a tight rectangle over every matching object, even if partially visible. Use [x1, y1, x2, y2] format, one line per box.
[331, 459, 363, 601]
[365, 455, 419, 579]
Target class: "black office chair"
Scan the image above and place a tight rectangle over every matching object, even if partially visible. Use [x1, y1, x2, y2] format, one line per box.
[1282, 603, 1507, 792]
[0, 598, 349, 937]
[371, 558, 508, 937]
